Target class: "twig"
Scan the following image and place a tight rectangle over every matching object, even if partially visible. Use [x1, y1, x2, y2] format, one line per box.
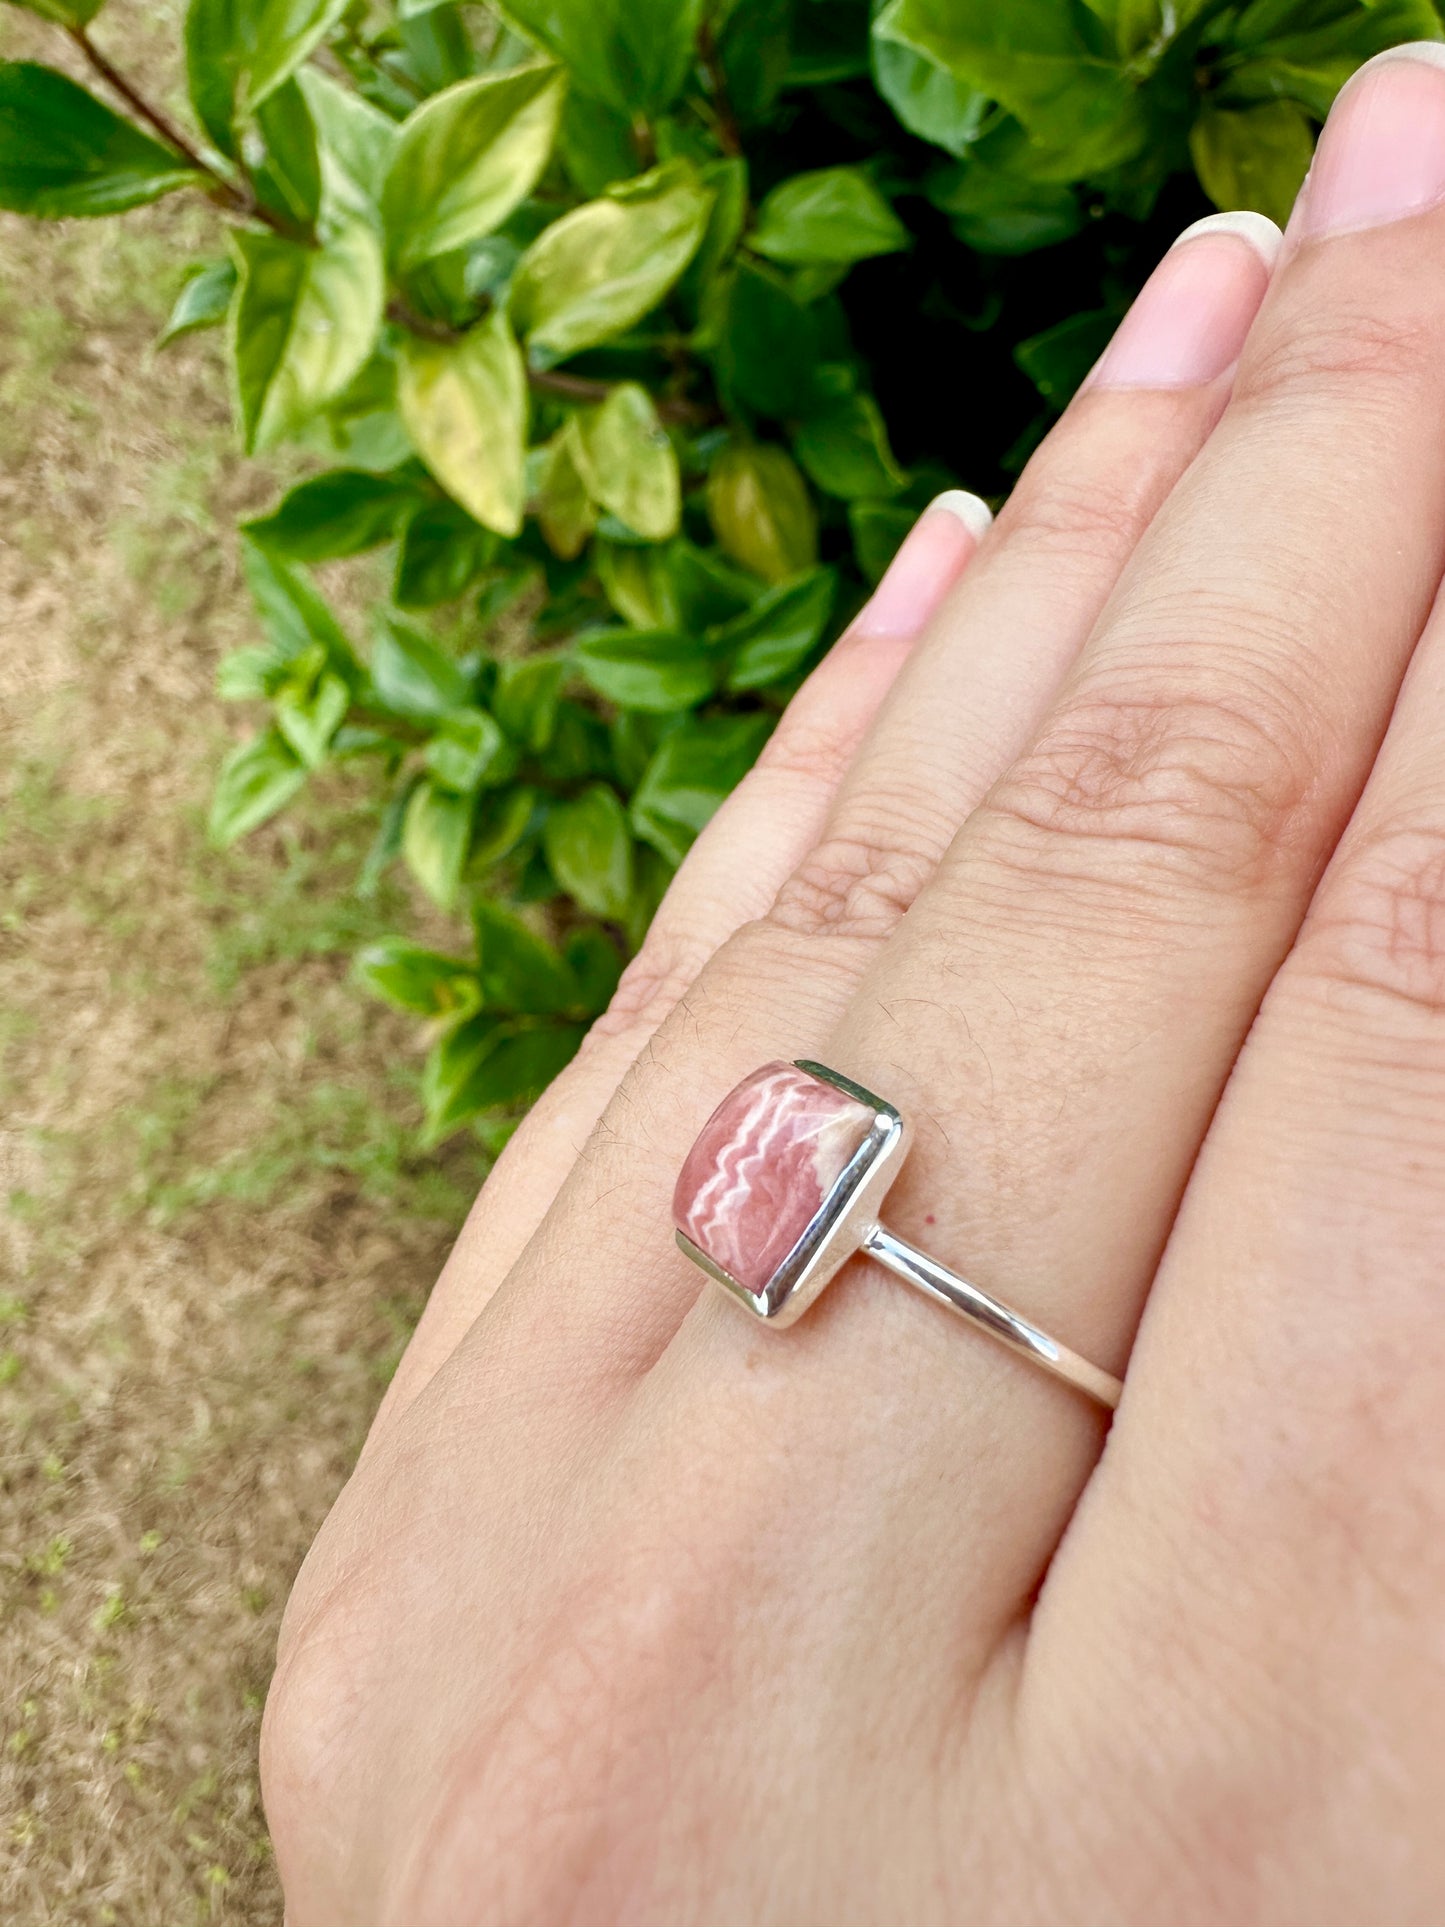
[696, 17, 742, 158]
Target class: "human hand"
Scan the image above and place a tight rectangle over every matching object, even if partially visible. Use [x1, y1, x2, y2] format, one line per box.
[263, 44, 1445, 1926]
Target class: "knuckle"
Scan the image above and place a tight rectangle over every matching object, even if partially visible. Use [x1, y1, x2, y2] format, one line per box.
[1237, 298, 1435, 413]
[767, 815, 935, 940]
[999, 457, 1155, 563]
[980, 681, 1314, 898]
[590, 932, 705, 1044]
[1293, 821, 1445, 1023]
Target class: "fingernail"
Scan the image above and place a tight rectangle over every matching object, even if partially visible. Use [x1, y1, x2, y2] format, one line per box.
[1088, 211, 1280, 390]
[1297, 43, 1445, 239]
[853, 491, 992, 640]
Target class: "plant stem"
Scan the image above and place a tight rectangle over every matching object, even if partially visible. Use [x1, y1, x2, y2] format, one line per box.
[70, 27, 213, 178]
[696, 17, 742, 158]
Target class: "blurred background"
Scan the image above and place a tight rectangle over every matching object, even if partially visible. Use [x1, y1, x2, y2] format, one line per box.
[1, 0, 1433, 1918]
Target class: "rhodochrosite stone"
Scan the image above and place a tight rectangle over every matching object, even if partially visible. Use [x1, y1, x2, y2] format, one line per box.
[674, 1062, 875, 1293]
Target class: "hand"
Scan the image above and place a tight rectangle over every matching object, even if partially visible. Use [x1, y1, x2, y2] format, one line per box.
[262, 45, 1445, 1927]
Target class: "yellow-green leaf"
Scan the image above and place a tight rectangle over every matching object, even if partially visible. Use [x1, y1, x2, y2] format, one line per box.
[507, 160, 712, 366]
[231, 223, 385, 453]
[382, 62, 565, 274]
[1190, 100, 1314, 229]
[706, 442, 816, 584]
[569, 383, 679, 541]
[533, 428, 597, 559]
[398, 310, 528, 537]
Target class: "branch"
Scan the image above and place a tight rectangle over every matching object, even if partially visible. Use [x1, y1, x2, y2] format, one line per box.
[529, 365, 713, 424]
[696, 17, 742, 158]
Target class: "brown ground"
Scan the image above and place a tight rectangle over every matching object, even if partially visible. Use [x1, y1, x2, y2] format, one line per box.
[0, 28, 486, 1921]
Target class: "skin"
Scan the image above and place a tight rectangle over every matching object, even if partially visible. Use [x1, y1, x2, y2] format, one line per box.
[263, 48, 1445, 1927]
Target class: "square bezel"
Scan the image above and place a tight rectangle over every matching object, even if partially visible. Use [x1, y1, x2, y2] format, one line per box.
[675, 1059, 909, 1328]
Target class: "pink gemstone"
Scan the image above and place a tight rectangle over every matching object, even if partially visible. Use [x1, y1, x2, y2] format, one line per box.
[674, 1062, 875, 1294]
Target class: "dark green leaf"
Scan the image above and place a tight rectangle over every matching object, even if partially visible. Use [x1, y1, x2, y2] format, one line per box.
[574, 629, 719, 711]
[716, 0, 794, 123]
[793, 393, 907, 501]
[563, 925, 623, 1012]
[426, 1017, 586, 1138]
[421, 1010, 503, 1140]
[848, 499, 915, 584]
[231, 225, 385, 453]
[395, 500, 500, 606]
[424, 706, 511, 792]
[507, 160, 713, 365]
[354, 937, 481, 1017]
[209, 728, 307, 844]
[629, 711, 771, 861]
[158, 259, 237, 347]
[184, 0, 350, 154]
[557, 90, 636, 194]
[1221, 0, 1441, 120]
[1014, 306, 1118, 408]
[398, 310, 528, 536]
[713, 259, 820, 419]
[749, 167, 908, 267]
[470, 784, 538, 868]
[502, 0, 704, 116]
[243, 469, 423, 560]
[383, 63, 565, 273]
[926, 144, 1083, 254]
[716, 567, 836, 691]
[473, 898, 578, 1011]
[241, 537, 355, 666]
[0, 63, 199, 217]
[542, 782, 634, 918]
[253, 79, 321, 227]
[493, 656, 565, 750]
[370, 615, 474, 719]
[402, 776, 473, 906]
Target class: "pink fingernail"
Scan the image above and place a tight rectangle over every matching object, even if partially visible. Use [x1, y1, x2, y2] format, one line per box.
[1297, 44, 1445, 239]
[1088, 211, 1280, 391]
[853, 491, 991, 641]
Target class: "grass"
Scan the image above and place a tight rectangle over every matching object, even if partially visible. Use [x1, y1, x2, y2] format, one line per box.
[0, 11, 487, 1918]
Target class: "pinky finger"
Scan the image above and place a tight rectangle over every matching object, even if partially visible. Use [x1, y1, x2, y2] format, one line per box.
[369, 491, 993, 1434]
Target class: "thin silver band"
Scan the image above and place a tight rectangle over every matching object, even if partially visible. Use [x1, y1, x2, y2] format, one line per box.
[862, 1225, 1123, 1410]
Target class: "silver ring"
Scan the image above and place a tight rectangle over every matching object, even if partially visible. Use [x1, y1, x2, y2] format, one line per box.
[673, 1060, 1122, 1411]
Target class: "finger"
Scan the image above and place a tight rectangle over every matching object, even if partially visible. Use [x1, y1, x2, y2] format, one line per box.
[711, 43, 1445, 1654]
[471, 212, 1280, 1393]
[373, 495, 988, 1432]
[770, 211, 1279, 937]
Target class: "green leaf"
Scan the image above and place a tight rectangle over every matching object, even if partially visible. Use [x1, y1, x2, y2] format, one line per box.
[394, 499, 500, 606]
[706, 441, 817, 584]
[231, 224, 384, 453]
[573, 629, 719, 711]
[184, 0, 350, 155]
[0, 63, 200, 217]
[370, 615, 473, 719]
[470, 785, 538, 868]
[4, 0, 105, 24]
[297, 68, 398, 228]
[403, 777, 473, 907]
[1189, 99, 1314, 227]
[507, 160, 713, 366]
[630, 711, 771, 862]
[274, 666, 349, 767]
[383, 63, 565, 274]
[159, 259, 237, 347]
[926, 143, 1082, 255]
[749, 167, 909, 268]
[1221, 0, 1441, 120]
[354, 937, 480, 1017]
[243, 469, 423, 560]
[542, 782, 634, 919]
[596, 540, 679, 630]
[871, 2, 990, 157]
[398, 310, 528, 537]
[569, 384, 680, 541]
[253, 80, 321, 228]
[241, 536, 354, 665]
[557, 91, 636, 194]
[424, 706, 511, 792]
[424, 1017, 585, 1139]
[717, 567, 836, 692]
[502, 0, 704, 116]
[563, 925, 623, 1012]
[533, 428, 598, 559]
[793, 394, 907, 501]
[715, 0, 793, 124]
[494, 657, 565, 750]
[713, 260, 820, 420]
[1014, 306, 1118, 408]
[209, 729, 307, 845]
[473, 898, 578, 1012]
[848, 499, 915, 585]
[873, 0, 1148, 180]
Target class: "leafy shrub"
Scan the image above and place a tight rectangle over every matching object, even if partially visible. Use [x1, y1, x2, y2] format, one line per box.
[1, 0, 1436, 1143]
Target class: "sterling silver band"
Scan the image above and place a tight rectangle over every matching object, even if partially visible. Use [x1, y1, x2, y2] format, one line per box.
[860, 1224, 1122, 1409]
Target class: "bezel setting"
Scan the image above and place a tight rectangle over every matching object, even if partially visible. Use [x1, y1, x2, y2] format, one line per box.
[675, 1059, 910, 1328]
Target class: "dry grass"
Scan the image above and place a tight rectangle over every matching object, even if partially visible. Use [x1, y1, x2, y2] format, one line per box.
[0, 27, 486, 1920]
